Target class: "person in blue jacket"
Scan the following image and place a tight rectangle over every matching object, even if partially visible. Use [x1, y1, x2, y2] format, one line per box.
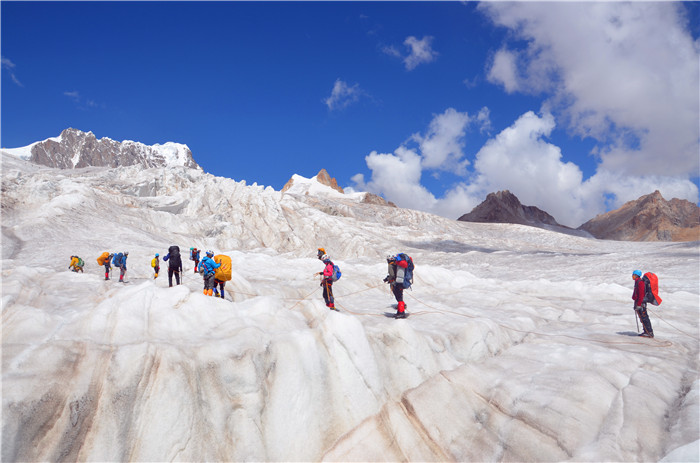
[117, 251, 128, 283]
[199, 250, 221, 296]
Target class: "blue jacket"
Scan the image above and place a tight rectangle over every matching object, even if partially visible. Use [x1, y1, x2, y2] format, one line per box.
[200, 256, 220, 275]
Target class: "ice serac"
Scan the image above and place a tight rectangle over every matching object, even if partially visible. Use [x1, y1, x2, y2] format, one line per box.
[578, 190, 700, 242]
[16, 128, 201, 170]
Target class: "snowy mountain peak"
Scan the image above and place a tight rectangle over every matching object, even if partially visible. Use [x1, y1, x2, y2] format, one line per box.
[2, 128, 201, 170]
[281, 169, 344, 196]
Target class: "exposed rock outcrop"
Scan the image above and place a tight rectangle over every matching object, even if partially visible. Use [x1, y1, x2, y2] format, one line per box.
[315, 169, 344, 194]
[578, 190, 700, 241]
[282, 169, 344, 194]
[361, 192, 397, 208]
[458, 190, 587, 236]
[17, 128, 200, 170]
[459, 190, 560, 226]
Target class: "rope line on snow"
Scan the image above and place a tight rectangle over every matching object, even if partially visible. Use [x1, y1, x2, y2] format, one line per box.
[647, 307, 700, 341]
[210, 274, 688, 347]
[405, 292, 675, 348]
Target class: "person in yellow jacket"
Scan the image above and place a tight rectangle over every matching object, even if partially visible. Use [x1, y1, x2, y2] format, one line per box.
[69, 256, 84, 273]
[151, 253, 160, 279]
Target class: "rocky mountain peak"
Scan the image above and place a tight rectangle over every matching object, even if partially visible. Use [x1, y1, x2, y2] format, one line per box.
[6, 128, 201, 170]
[578, 190, 700, 241]
[281, 168, 345, 194]
[458, 190, 561, 227]
[315, 169, 344, 194]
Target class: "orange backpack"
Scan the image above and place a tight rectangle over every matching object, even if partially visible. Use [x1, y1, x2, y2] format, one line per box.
[642, 272, 662, 306]
[213, 255, 232, 282]
[96, 251, 110, 265]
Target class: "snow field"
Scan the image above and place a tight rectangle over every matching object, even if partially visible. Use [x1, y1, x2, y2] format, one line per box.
[2, 154, 698, 461]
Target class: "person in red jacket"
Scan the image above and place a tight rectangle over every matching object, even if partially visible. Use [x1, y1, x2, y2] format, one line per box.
[632, 269, 654, 338]
[317, 254, 337, 310]
[384, 255, 408, 319]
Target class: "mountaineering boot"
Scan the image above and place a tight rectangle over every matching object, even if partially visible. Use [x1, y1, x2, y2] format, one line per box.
[395, 301, 406, 318]
[207, 289, 213, 296]
[213, 289, 219, 297]
[203, 289, 208, 295]
[639, 331, 654, 338]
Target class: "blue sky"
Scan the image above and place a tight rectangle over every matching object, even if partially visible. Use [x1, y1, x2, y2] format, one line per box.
[2, 1, 699, 226]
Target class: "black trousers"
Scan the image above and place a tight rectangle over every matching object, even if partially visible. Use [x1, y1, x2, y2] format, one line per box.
[392, 284, 404, 302]
[168, 267, 181, 286]
[636, 303, 654, 334]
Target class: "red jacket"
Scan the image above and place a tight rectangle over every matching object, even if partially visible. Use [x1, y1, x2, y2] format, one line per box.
[632, 278, 646, 306]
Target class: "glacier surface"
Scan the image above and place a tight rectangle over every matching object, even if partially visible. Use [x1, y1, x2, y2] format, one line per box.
[1, 153, 698, 461]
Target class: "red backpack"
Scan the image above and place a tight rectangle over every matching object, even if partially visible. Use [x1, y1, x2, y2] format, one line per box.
[642, 272, 662, 306]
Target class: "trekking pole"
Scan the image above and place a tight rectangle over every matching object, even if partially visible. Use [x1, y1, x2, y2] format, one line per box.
[634, 310, 639, 333]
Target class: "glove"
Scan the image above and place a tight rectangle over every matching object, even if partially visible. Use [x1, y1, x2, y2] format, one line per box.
[634, 305, 642, 311]
[383, 276, 390, 283]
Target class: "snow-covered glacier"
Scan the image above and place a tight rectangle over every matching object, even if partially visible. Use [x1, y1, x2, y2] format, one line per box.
[1, 153, 698, 461]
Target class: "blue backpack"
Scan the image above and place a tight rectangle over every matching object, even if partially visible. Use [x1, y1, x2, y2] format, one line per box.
[332, 264, 342, 282]
[112, 253, 124, 267]
[396, 253, 414, 288]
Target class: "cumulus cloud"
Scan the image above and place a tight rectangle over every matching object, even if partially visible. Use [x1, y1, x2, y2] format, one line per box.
[480, 2, 700, 178]
[2, 56, 23, 87]
[353, 109, 698, 226]
[351, 108, 491, 219]
[487, 49, 521, 94]
[324, 79, 363, 111]
[382, 36, 438, 70]
[411, 108, 473, 175]
[403, 36, 438, 70]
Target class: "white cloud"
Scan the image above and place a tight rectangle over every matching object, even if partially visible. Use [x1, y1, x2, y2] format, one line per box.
[403, 36, 438, 70]
[351, 108, 491, 219]
[480, 2, 700, 178]
[354, 109, 698, 226]
[2, 56, 23, 87]
[381, 45, 402, 59]
[383, 36, 438, 70]
[324, 79, 363, 111]
[63, 90, 103, 110]
[487, 49, 520, 93]
[411, 108, 473, 175]
[64, 90, 80, 101]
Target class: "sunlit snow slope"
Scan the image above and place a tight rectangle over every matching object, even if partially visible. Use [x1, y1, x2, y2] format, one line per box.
[2, 153, 699, 462]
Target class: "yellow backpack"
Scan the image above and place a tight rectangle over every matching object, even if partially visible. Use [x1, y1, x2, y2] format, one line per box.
[213, 255, 232, 281]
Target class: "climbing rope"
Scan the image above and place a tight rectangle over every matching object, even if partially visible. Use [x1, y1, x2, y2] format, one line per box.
[406, 292, 675, 348]
[218, 273, 688, 348]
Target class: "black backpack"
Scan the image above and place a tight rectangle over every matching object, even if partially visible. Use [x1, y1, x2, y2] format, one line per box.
[168, 246, 182, 269]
